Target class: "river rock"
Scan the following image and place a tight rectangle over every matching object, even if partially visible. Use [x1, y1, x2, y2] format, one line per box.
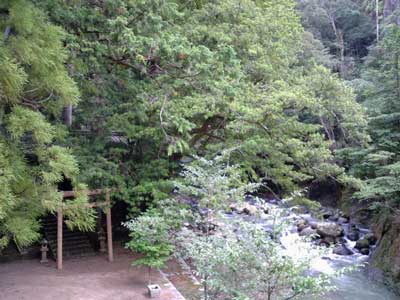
[322, 210, 334, 219]
[229, 203, 239, 212]
[316, 222, 344, 238]
[262, 205, 270, 214]
[318, 237, 335, 247]
[322, 236, 335, 245]
[242, 203, 258, 215]
[333, 244, 353, 256]
[291, 206, 309, 214]
[355, 237, 370, 250]
[360, 248, 370, 255]
[297, 219, 308, 232]
[299, 227, 317, 237]
[338, 217, 349, 224]
[365, 233, 377, 245]
[335, 237, 346, 244]
[347, 230, 360, 242]
[310, 221, 318, 229]
[328, 215, 339, 222]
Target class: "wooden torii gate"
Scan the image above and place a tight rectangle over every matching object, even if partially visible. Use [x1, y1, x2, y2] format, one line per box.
[57, 189, 113, 270]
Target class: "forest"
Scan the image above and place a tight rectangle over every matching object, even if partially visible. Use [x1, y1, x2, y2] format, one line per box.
[1, 0, 400, 299]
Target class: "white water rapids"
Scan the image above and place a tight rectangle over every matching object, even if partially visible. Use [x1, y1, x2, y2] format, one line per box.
[227, 200, 400, 300]
[277, 210, 399, 300]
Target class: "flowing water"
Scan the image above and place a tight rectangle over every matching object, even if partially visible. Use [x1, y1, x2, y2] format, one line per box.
[329, 267, 398, 300]
[187, 199, 400, 300]
[278, 210, 400, 300]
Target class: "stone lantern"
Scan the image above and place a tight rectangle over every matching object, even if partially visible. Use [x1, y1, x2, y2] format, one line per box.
[98, 228, 106, 253]
[40, 239, 49, 263]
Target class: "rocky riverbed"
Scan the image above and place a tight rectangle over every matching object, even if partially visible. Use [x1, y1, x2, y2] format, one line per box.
[223, 197, 400, 299]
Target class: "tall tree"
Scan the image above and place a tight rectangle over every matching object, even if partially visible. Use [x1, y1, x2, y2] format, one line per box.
[35, 0, 366, 213]
[299, 0, 375, 77]
[345, 26, 400, 209]
[0, 0, 94, 250]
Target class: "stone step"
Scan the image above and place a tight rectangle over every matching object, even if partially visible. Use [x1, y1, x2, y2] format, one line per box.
[46, 234, 90, 242]
[43, 215, 96, 260]
[46, 231, 89, 239]
[48, 242, 95, 259]
[49, 244, 93, 254]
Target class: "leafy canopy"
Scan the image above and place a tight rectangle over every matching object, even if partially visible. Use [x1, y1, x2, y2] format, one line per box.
[0, 0, 94, 249]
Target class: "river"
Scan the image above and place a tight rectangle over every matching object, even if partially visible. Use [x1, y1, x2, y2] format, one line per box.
[329, 267, 399, 300]
[278, 209, 400, 300]
[181, 199, 400, 300]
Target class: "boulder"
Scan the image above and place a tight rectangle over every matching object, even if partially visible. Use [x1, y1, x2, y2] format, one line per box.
[370, 216, 400, 293]
[333, 244, 353, 256]
[355, 237, 370, 250]
[316, 222, 344, 238]
[360, 248, 370, 255]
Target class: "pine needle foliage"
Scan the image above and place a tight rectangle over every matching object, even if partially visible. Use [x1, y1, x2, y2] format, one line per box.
[341, 25, 400, 212]
[0, 0, 94, 249]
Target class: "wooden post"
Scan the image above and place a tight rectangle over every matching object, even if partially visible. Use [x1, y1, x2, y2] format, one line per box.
[57, 207, 63, 270]
[106, 190, 114, 262]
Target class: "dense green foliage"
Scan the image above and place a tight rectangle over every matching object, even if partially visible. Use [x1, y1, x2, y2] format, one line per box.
[341, 25, 400, 213]
[3, 0, 400, 296]
[124, 214, 174, 283]
[125, 157, 342, 300]
[35, 0, 366, 212]
[2, 1, 400, 291]
[297, 0, 400, 213]
[0, 0, 94, 250]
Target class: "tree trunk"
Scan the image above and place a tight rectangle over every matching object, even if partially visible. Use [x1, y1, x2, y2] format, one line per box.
[325, 10, 345, 76]
[3, 26, 11, 41]
[338, 29, 345, 76]
[395, 52, 400, 102]
[63, 104, 72, 127]
[376, 0, 380, 41]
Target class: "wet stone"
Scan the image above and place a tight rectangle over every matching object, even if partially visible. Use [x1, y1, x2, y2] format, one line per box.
[355, 237, 370, 250]
[333, 244, 354, 256]
[360, 248, 370, 255]
[299, 227, 317, 237]
[365, 233, 377, 245]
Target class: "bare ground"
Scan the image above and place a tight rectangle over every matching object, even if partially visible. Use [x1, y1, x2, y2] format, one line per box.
[0, 246, 185, 300]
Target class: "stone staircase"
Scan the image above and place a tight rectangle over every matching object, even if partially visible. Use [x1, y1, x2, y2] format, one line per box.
[43, 215, 96, 260]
